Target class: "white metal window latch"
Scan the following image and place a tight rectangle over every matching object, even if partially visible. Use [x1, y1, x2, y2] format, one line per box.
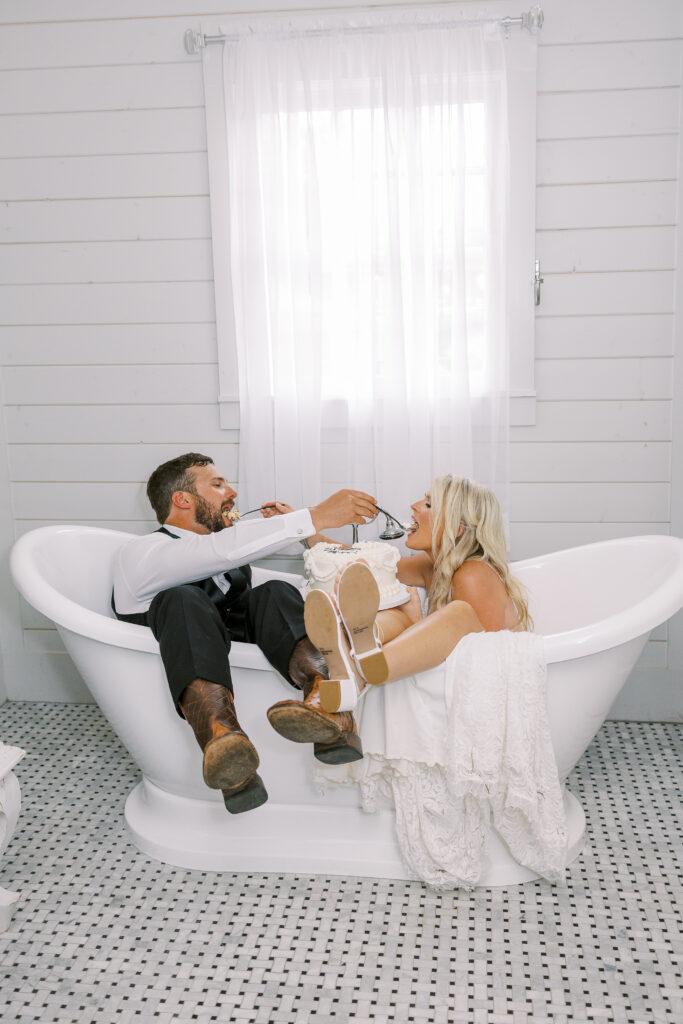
[534, 259, 544, 306]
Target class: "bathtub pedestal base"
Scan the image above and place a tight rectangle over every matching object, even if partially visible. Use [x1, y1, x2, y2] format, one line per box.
[124, 778, 585, 887]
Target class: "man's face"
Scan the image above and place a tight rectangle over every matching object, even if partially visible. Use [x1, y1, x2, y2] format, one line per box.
[185, 465, 237, 533]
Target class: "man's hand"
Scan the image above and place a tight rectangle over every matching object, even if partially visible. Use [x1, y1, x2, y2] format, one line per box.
[309, 489, 377, 532]
[261, 501, 294, 518]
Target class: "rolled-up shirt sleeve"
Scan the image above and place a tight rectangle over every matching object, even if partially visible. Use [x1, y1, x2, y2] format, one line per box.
[113, 509, 314, 614]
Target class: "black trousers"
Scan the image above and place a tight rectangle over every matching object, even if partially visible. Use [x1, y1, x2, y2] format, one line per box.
[117, 581, 306, 715]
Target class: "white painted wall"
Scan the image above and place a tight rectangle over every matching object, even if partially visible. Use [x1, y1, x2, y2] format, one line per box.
[0, 0, 682, 718]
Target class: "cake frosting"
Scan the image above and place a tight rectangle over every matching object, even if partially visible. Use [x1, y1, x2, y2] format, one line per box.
[303, 541, 401, 601]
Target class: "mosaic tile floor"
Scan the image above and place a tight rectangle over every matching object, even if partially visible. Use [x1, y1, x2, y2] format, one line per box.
[0, 702, 680, 1024]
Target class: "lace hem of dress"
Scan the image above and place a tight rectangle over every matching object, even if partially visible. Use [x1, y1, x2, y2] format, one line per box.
[314, 630, 568, 890]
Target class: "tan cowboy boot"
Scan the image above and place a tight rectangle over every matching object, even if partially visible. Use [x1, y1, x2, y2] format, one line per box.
[266, 638, 363, 765]
[180, 678, 267, 811]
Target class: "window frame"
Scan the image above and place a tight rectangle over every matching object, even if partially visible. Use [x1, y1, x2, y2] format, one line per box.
[200, 2, 539, 429]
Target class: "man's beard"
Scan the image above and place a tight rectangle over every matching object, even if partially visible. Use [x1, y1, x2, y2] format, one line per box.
[192, 493, 226, 533]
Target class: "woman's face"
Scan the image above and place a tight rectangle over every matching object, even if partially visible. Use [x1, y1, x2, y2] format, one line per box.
[405, 495, 433, 551]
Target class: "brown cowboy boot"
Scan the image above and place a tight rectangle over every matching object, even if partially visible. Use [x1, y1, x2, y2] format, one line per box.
[180, 679, 267, 811]
[221, 773, 268, 815]
[266, 638, 363, 765]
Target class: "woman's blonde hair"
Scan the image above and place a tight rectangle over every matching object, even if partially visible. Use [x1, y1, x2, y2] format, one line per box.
[427, 475, 532, 630]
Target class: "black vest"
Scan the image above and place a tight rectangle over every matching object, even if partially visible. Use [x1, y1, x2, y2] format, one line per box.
[113, 526, 252, 631]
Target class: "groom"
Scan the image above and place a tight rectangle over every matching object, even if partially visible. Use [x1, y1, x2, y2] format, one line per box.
[112, 452, 377, 814]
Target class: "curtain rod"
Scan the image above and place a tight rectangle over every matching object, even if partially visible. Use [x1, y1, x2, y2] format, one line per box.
[184, 5, 544, 53]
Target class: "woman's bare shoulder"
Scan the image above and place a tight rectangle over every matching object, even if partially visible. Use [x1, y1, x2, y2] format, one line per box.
[451, 560, 503, 600]
[451, 560, 518, 630]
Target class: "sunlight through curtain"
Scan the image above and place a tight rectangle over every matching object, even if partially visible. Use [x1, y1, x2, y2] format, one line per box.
[217, 9, 511, 526]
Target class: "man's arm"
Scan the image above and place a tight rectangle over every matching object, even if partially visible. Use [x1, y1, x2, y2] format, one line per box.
[259, 490, 378, 549]
[115, 489, 376, 613]
[309, 489, 377, 533]
[115, 509, 315, 612]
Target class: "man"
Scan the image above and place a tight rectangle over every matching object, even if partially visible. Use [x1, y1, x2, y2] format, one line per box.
[112, 452, 377, 815]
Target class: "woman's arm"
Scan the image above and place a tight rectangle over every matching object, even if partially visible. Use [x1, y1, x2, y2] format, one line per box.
[396, 552, 432, 588]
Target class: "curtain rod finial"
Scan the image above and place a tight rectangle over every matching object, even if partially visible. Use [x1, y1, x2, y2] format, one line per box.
[184, 29, 204, 55]
[523, 7, 544, 34]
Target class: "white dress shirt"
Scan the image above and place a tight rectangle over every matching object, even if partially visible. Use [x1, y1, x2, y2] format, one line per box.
[113, 509, 315, 615]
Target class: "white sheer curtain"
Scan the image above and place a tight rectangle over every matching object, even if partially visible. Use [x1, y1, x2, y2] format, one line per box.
[220, 9, 510, 525]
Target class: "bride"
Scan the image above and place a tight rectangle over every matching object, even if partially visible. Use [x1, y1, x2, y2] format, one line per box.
[304, 476, 567, 890]
[304, 474, 532, 713]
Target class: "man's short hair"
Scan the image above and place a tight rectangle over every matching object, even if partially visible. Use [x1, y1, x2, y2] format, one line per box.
[146, 452, 214, 524]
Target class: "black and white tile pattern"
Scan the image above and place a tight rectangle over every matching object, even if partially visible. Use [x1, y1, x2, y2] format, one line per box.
[0, 703, 680, 1024]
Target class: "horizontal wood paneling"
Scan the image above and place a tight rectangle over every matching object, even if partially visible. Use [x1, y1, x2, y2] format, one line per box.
[3, 364, 219, 405]
[0, 282, 215, 324]
[14, 482, 166, 520]
[534, 359, 673, 401]
[534, 315, 673, 358]
[0, 0, 400, 22]
[0, 324, 218, 364]
[5, 404, 235, 445]
[1, 198, 211, 243]
[509, 520, 670, 560]
[538, 39, 683, 91]
[540, 271, 675, 316]
[0, 108, 206, 158]
[2, 153, 209, 202]
[537, 136, 678, 186]
[634, 641, 667, 670]
[539, 0, 683, 45]
[0, 18, 195, 69]
[510, 442, 670, 483]
[537, 88, 680, 140]
[536, 182, 677, 229]
[510, 482, 669, 523]
[0, 63, 205, 114]
[8, 443, 238, 482]
[0, 240, 214, 285]
[536, 230, 676, 274]
[511, 401, 671, 443]
[15, 519, 157, 539]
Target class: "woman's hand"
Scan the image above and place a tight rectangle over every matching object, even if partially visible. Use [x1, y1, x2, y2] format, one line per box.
[402, 586, 424, 626]
[261, 501, 294, 517]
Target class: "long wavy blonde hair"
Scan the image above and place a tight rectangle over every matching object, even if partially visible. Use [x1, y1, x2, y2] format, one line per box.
[427, 475, 532, 630]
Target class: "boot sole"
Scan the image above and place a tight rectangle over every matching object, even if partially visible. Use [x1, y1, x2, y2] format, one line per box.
[222, 773, 268, 814]
[203, 732, 259, 790]
[267, 701, 342, 744]
[314, 732, 363, 765]
[338, 564, 389, 685]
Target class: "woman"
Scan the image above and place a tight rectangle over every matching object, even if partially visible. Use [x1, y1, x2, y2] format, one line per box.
[304, 474, 531, 713]
[308, 478, 566, 890]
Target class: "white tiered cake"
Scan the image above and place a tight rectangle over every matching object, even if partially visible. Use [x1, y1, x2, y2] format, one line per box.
[303, 541, 403, 605]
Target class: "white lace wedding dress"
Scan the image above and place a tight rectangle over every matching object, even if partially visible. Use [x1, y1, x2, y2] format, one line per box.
[316, 629, 568, 889]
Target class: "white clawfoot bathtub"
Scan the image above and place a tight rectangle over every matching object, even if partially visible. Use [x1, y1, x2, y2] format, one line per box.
[10, 526, 683, 886]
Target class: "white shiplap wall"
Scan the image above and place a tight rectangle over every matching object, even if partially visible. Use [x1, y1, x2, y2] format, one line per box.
[0, 0, 682, 717]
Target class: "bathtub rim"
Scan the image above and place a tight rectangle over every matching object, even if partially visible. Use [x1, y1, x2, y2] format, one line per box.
[10, 524, 683, 666]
